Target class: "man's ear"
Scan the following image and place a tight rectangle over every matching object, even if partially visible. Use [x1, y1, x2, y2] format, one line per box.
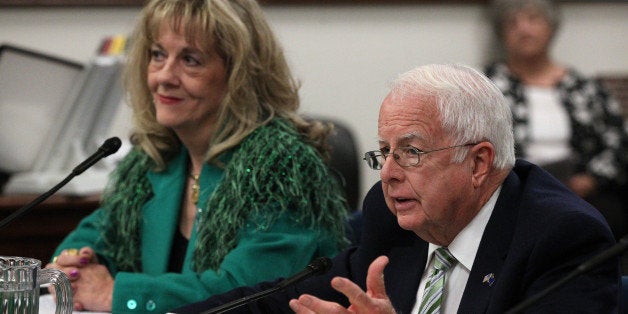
[470, 142, 495, 188]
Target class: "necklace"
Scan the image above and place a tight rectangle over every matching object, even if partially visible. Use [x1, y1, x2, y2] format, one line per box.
[189, 173, 200, 205]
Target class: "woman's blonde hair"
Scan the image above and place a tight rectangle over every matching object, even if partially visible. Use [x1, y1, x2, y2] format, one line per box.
[124, 0, 331, 169]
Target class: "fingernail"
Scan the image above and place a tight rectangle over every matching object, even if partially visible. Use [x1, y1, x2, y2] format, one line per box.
[331, 277, 345, 288]
[70, 269, 79, 278]
[79, 257, 89, 265]
[300, 296, 311, 306]
[289, 300, 299, 311]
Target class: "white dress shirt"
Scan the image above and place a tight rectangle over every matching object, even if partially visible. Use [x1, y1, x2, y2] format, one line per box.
[411, 186, 502, 314]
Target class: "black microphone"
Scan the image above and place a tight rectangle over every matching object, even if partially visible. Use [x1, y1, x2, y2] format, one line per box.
[72, 137, 122, 175]
[200, 257, 332, 314]
[506, 234, 628, 313]
[0, 137, 122, 230]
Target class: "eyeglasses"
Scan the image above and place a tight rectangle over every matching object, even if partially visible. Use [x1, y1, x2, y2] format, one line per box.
[363, 143, 478, 170]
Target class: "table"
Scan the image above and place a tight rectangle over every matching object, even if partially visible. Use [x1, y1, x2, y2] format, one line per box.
[0, 193, 100, 263]
[40, 294, 109, 314]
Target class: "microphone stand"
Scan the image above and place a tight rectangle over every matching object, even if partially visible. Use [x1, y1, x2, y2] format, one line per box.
[201, 284, 287, 314]
[0, 172, 76, 229]
[506, 234, 628, 313]
[0, 137, 121, 230]
[200, 257, 332, 314]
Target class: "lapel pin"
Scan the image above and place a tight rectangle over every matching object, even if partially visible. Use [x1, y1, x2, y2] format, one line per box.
[482, 273, 495, 286]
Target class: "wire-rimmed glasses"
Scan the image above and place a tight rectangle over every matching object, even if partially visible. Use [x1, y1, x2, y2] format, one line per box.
[363, 143, 478, 170]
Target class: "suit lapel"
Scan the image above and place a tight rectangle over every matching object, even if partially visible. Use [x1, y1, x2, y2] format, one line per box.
[387, 237, 428, 313]
[458, 171, 521, 313]
[141, 150, 187, 274]
[359, 182, 430, 313]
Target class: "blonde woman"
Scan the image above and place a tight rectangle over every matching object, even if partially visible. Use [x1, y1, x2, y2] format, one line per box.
[47, 0, 349, 312]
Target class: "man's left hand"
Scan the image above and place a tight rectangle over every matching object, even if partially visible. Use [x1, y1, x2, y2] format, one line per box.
[289, 255, 396, 314]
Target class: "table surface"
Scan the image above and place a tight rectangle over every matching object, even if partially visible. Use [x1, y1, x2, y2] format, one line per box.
[40, 294, 109, 314]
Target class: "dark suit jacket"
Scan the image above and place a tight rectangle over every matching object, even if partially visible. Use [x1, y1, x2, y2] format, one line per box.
[175, 160, 620, 313]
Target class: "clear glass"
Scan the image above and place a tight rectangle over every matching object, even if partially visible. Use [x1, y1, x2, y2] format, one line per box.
[0, 256, 72, 314]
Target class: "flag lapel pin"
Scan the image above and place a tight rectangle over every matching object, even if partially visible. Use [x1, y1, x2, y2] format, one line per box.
[482, 273, 495, 286]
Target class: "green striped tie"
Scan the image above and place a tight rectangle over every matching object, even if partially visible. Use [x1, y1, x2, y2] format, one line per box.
[418, 247, 457, 314]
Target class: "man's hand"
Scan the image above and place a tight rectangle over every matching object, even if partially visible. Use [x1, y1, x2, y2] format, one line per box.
[289, 255, 396, 314]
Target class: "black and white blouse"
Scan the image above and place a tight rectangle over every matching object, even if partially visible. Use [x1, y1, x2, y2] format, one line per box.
[485, 62, 628, 187]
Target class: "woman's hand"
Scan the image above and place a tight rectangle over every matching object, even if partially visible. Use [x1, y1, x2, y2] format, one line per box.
[46, 247, 113, 311]
[71, 262, 114, 312]
[46, 247, 96, 284]
[568, 173, 597, 198]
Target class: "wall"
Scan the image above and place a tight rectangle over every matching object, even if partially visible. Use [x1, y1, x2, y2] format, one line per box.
[1, 3, 627, 202]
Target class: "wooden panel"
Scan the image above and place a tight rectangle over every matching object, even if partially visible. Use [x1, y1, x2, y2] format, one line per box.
[0, 0, 144, 6]
[0, 194, 100, 264]
[0, 0, 489, 6]
[0, 0, 615, 7]
[1, 0, 616, 6]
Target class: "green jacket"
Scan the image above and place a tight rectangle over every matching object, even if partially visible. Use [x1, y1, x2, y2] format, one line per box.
[54, 119, 348, 313]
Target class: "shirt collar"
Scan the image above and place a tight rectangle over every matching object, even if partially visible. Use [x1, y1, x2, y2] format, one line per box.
[427, 185, 502, 271]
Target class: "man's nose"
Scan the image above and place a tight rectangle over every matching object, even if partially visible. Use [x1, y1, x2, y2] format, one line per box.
[380, 154, 403, 183]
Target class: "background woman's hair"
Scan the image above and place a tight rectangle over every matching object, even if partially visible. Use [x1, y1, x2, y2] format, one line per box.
[489, 0, 561, 39]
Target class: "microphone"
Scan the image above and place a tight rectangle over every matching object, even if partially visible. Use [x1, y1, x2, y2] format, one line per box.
[0, 137, 122, 229]
[200, 257, 332, 314]
[72, 137, 122, 175]
[506, 234, 628, 313]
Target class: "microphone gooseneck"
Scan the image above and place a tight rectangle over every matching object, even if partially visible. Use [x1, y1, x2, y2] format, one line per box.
[506, 234, 628, 313]
[0, 137, 122, 230]
[200, 257, 332, 314]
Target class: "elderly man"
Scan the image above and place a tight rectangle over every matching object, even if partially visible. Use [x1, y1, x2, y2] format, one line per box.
[175, 64, 619, 314]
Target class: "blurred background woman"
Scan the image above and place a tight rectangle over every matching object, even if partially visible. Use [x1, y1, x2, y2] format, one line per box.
[484, 0, 628, 239]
